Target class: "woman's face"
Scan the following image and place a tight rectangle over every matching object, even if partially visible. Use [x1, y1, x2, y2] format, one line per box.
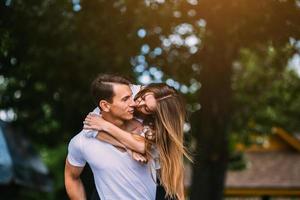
[135, 92, 157, 115]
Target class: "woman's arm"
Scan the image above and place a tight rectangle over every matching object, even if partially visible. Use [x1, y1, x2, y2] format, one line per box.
[104, 124, 146, 153]
[84, 114, 146, 154]
[97, 132, 126, 149]
[93, 131, 147, 162]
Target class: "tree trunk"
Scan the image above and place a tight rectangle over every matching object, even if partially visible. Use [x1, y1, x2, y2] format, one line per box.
[190, 51, 233, 200]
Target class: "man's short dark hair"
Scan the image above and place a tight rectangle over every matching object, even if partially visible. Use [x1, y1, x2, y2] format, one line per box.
[91, 74, 131, 106]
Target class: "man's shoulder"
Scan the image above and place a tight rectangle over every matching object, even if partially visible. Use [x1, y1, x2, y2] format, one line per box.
[68, 130, 89, 147]
[67, 130, 88, 167]
[69, 129, 104, 150]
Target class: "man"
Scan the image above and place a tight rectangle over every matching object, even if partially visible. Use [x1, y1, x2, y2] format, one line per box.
[65, 74, 156, 200]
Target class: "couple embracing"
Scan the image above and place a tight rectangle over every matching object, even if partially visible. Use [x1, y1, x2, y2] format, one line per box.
[64, 74, 191, 200]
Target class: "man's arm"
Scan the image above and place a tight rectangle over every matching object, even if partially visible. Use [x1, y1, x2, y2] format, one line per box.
[64, 159, 86, 200]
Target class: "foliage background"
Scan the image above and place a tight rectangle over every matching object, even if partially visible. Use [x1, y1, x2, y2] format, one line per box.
[1, 0, 300, 199]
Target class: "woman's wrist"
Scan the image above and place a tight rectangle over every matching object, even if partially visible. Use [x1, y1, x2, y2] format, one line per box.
[102, 120, 113, 132]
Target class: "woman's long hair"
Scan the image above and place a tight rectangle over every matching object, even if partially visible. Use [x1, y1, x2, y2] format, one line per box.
[135, 83, 192, 200]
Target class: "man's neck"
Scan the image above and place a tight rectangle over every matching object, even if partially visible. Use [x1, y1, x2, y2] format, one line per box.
[102, 113, 126, 129]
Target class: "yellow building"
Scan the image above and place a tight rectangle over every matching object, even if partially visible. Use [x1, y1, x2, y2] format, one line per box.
[225, 127, 300, 199]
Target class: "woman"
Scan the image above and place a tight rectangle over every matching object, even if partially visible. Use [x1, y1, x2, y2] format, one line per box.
[84, 83, 192, 200]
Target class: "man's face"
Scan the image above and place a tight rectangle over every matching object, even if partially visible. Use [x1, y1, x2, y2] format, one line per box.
[135, 92, 157, 115]
[109, 84, 135, 121]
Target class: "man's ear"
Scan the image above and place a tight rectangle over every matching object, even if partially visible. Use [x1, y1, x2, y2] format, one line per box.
[99, 100, 111, 112]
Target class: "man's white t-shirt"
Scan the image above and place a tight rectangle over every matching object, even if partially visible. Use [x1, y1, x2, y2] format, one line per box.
[67, 129, 156, 200]
[67, 84, 156, 199]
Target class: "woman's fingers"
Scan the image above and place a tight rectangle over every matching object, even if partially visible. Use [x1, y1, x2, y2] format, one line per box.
[88, 113, 100, 119]
[85, 117, 101, 125]
[84, 117, 97, 124]
[83, 125, 90, 129]
[132, 153, 140, 161]
[83, 121, 91, 127]
[85, 113, 98, 121]
[132, 152, 147, 163]
[140, 156, 147, 163]
[84, 118, 103, 130]
[83, 124, 98, 130]
[88, 113, 97, 116]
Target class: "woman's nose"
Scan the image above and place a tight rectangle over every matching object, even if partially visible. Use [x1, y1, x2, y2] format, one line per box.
[135, 98, 142, 105]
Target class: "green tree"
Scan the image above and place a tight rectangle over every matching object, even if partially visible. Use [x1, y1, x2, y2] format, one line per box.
[231, 45, 300, 143]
